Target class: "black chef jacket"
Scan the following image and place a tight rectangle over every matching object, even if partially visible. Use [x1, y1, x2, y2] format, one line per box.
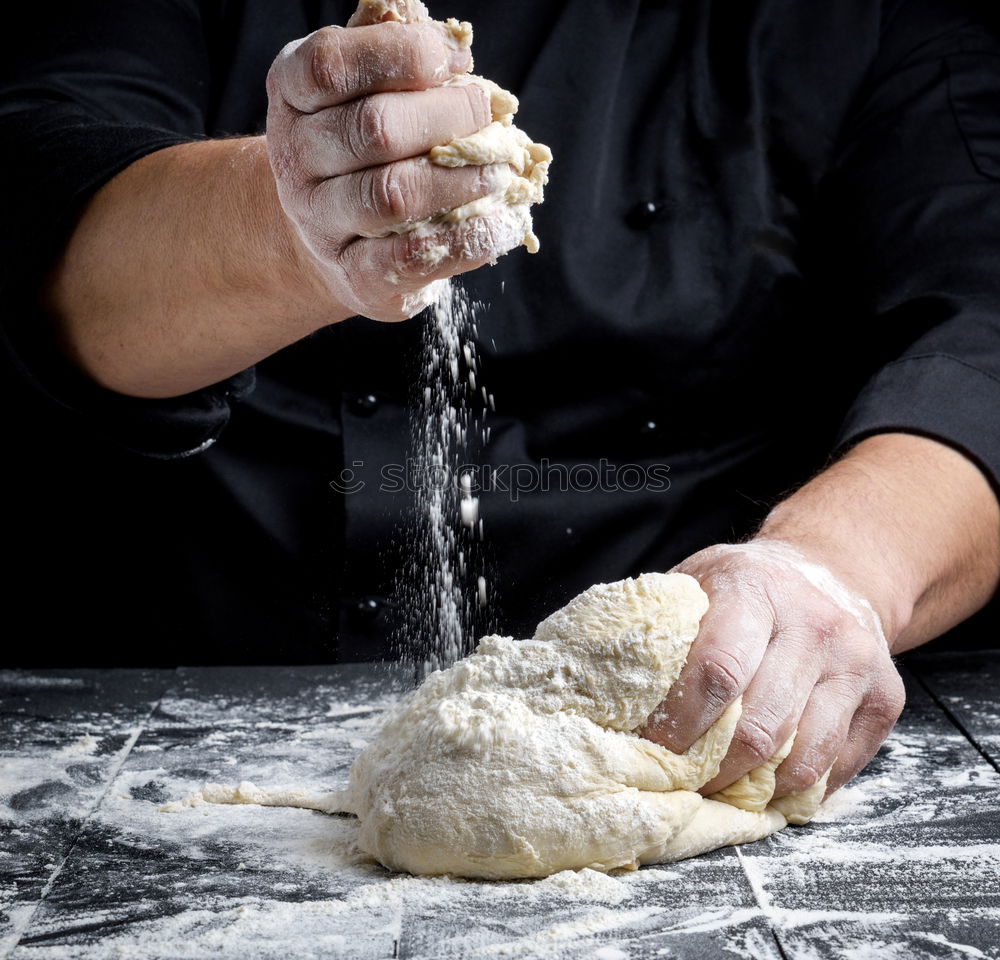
[2, 0, 999, 666]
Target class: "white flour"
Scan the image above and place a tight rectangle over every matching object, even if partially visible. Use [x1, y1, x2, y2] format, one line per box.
[395, 280, 493, 672]
[4, 672, 998, 960]
[370, 0, 553, 674]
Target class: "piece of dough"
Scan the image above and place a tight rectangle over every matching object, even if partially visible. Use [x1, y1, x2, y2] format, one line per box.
[343, 573, 829, 879]
[348, 0, 552, 253]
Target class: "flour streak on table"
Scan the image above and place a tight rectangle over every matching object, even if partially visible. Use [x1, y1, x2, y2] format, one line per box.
[1, 658, 998, 959]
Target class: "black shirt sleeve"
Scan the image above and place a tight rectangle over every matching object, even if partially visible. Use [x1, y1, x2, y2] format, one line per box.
[824, 1, 1000, 491]
[0, 1, 256, 460]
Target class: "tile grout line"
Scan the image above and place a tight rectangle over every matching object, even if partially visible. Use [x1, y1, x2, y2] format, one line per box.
[733, 847, 792, 960]
[909, 667, 1000, 776]
[3, 672, 177, 958]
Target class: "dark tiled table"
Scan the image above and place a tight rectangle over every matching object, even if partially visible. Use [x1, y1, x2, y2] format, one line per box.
[1, 654, 997, 959]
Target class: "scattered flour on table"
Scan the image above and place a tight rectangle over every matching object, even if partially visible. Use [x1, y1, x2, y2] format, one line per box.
[8, 674, 998, 960]
[0, 671, 89, 691]
[809, 785, 870, 823]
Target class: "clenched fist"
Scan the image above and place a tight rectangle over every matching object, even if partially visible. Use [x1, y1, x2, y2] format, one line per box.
[265, 22, 516, 321]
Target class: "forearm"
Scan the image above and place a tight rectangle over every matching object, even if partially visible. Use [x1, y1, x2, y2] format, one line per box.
[43, 137, 346, 399]
[757, 432, 1000, 652]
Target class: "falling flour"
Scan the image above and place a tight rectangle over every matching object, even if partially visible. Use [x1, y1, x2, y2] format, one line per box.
[358, 0, 550, 672]
[394, 281, 494, 672]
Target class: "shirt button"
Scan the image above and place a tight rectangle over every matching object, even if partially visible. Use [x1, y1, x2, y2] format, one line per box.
[352, 393, 380, 416]
[356, 597, 382, 617]
[626, 200, 665, 230]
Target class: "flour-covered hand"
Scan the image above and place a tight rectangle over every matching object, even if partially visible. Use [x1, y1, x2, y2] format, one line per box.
[265, 21, 513, 321]
[641, 538, 906, 800]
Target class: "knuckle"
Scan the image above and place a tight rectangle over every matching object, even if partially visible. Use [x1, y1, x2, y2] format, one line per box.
[731, 715, 780, 767]
[812, 604, 845, 642]
[350, 98, 393, 163]
[870, 674, 906, 727]
[886, 675, 906, 715]
[302, 186, 335, 245]
[269, 37, 303, 83]
[265, 65, 282, 102]
[268, 37, 311, 108]
[780, 757, 825, 795]
[696, 652, 747, 708]
[307, 28, 349, 97]
[392, 232, 433, 279]
[819, 667, 868, 704]
[782, 605, 842, 654]
[462, 83, 492, 128]
[304, 180, 324, 221]
[854, 700, 902, 744]
[869, 662, 906, 728]
[368, 165, 412, 223]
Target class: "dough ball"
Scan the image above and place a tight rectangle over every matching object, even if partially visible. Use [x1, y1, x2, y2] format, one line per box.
[344, 573, 827, 879]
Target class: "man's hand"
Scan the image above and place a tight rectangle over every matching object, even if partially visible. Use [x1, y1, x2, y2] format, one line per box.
[641, 539, 904, 799]
[642, 433, 1000, 800]
[46, 22, 515, 399]
[266, 23, 513, 321]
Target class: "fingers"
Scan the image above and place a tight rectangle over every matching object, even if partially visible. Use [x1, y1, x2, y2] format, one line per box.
[771, 675, 860, 799]
[640, 593, 771, 754]
[770, 662, 904, 799]
[698, 631, 819, 795]
[269, 23, 472, 114]
[639, 543, 905, 813]
[825, 671, 905, 794]
[340, 208, 526, 320]
[366, 210, 522, 284]
[296, 84, 492, 178]
[312, 159, 512, 239]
